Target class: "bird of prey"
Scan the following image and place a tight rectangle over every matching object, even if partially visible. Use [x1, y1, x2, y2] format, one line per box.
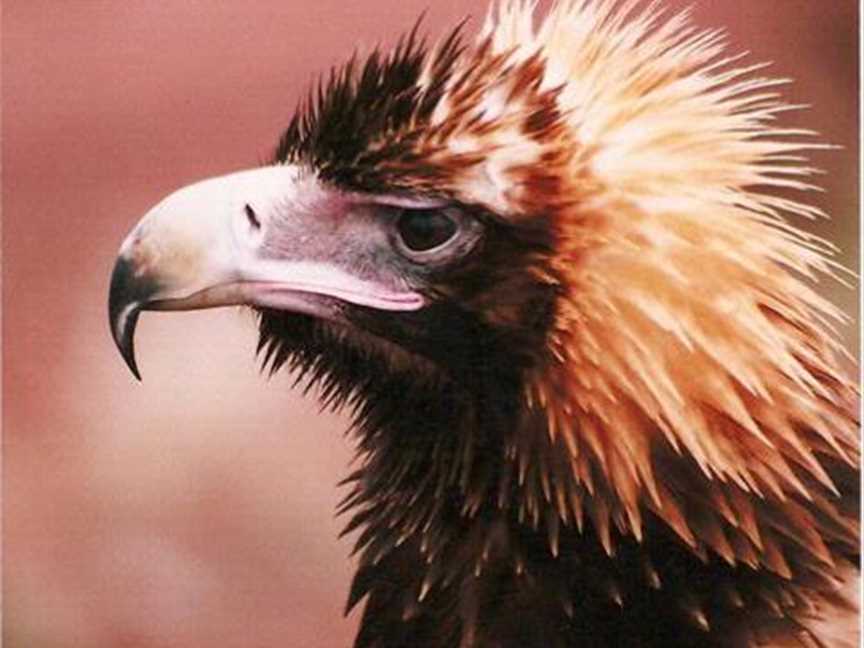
[108, 1, 859, 646]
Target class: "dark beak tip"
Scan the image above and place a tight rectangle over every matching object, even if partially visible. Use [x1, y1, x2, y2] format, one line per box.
[109, 304, 144, 382]
[122, 344, 143, 382]
[108, 256, 151, 382]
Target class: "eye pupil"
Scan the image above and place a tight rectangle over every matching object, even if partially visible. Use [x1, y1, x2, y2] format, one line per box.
[397, 209, 458, 252]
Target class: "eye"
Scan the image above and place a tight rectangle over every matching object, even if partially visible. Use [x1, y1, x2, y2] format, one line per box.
[388, 204, 483, 265]
[396, 208, 458, 252]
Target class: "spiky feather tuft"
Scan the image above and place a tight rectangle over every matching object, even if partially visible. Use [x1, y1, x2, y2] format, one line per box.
[426, 0, 860, 585]
[264, 2, 859, 646]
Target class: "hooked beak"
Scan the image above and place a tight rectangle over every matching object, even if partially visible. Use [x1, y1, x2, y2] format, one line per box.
[108, 165, 424, 380]
[108, 256, 154, 380]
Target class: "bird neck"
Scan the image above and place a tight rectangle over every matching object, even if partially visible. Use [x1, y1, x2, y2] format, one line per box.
[339, 335, 859, 647]
[341, 352, 542, 642]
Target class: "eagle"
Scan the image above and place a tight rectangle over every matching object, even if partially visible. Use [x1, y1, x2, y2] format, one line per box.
[107, 2, 859, 646]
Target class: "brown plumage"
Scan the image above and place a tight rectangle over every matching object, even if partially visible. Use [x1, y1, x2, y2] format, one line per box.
[109, 2, 859, 646]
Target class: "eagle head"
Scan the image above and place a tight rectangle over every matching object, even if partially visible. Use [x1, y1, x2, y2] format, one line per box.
[108, 3, 858, 646]
[109, 24, 561, 382]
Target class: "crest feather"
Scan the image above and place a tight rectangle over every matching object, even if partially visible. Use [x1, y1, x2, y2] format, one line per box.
[467, 0, 859, 627]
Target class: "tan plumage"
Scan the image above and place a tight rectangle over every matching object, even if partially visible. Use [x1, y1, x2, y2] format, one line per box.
[398, 1, 859, 643]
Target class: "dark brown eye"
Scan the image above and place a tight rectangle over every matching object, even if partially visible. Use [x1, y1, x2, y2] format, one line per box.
[396, 208, 458, 252]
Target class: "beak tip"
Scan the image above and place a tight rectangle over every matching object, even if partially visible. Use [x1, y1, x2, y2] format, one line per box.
[110, 306, 144, 382]
[124, 350, 143, 382]
[109, 256, 151, 382]
[126, 351, 143, 381]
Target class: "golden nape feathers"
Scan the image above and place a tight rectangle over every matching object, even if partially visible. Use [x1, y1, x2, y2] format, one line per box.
[398, 0, 860, 642]
[110, 1, 859, 646]
[419, 0, 859, 537]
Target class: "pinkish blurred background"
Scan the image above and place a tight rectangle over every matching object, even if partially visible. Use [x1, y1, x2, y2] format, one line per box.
[2, 1, 859, 647]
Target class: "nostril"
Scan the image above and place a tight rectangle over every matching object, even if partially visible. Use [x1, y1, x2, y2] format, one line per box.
[245, 203, 261, 230]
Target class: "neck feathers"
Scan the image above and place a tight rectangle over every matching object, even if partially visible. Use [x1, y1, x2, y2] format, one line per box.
[338, 2, 858, 644]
